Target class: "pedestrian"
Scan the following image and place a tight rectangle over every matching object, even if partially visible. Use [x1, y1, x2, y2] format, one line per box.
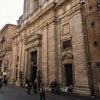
[26, 80, 31, 94]
[68, 85, 73, 92]
[0, 79, 2, 89]
[56, 83, 60, 94]
[4, 78, 8, 86]
[54, 80, 57, 93]
[33, 80, 37, 94]
[40, 86, 45, 100]
[50, 81, 54, 94]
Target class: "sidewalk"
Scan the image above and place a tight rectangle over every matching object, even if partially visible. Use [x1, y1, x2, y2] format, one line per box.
[8, 84, 100, 100]
[48, 92, 100, 100]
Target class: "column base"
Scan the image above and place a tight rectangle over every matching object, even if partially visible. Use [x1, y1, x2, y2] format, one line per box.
[15, 78, 23, 87]
[73, 86, 91, 96]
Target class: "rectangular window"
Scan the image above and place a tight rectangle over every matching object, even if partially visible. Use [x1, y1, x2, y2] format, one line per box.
[63, 40, 71, 49]
[31, 51, 37, 66]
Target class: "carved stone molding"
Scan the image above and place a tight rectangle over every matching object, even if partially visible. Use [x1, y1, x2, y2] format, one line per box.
[0, 50, 6, 57]
[25, 33, 42, 45]
[61, 50, 73, 60]
[25, 33, 42, 50]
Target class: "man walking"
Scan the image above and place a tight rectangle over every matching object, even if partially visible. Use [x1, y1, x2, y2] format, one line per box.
[26, 80, 32, 94]
[0, 79, 2, 89]
[54, 80, 57, 93]
[40, 83, 45, 100]
[50, 81, 54, 94]
[33, 80, 37, 94]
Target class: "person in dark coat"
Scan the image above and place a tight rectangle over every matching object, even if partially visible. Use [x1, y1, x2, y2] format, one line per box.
[50, 81, 54, 94]
[33, 80, 37, 94]
[26, 80, 31, 94]
[40, 87, 45, 100]
[54, 80, 57, 93]
[39, 83, 45, 100]
[0, 79, 2, 89]
[4, 78, 8, 86]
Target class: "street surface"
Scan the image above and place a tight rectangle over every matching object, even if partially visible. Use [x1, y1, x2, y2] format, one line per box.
[0, 85, 69, 100]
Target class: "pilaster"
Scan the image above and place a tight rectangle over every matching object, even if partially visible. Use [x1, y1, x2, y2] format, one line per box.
[71, 11, 91, 96]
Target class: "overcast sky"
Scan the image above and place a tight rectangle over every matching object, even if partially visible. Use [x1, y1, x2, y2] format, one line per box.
[0, 0, 24, 30]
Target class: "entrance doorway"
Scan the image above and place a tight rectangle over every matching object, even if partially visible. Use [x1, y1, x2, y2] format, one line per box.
[65, 64, 73, 86]
[30, 51, 37, 82]
[31, 66, 37, 82]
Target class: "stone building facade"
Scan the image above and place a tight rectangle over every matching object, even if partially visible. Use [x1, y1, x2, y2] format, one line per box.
[82, 0, 100, 96]
[0, 24, 16, 83]
[11, 0, 100, 96]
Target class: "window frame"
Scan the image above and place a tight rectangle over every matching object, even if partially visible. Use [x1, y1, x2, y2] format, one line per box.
[62, 40, 72, 50]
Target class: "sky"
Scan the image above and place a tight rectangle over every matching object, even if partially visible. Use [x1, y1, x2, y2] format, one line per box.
[0, 0, 24, 30]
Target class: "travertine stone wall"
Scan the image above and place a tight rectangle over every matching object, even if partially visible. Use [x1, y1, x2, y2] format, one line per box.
[41, 26, 48, 84]
[30, 0, 34, 13]
[11, 43, 17, 84]
[24, 0, 30, 18]
[23, 0, 55, 18]
[47, 23, 56, 84]
[71, 13, 90, 95]
[12, 0, 100, 96]
[41, 0, 46, 5]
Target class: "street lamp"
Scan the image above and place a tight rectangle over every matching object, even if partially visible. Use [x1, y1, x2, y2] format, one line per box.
[80, 0, 85, 4]
[80, 0, 100, 8]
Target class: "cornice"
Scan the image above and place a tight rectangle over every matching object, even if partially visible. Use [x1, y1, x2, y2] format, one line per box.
[17, 1, 81, 33]
[55, 0, 66, 7]
[57, 3, 81, 21]
[17, 2, 57, 32]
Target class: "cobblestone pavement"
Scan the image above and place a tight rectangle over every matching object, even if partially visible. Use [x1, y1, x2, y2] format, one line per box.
[0, 85, 100, 100]
[0, 85, 69, 100]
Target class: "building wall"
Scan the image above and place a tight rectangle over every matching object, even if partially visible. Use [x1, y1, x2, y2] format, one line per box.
[0, 24, 16, 83]
[84, 0, 100, 96]
[11, 0, 100, 96]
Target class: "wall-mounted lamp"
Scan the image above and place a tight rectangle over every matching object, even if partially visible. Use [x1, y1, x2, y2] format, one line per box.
[80, 0, 100, 8]
[80, 0, 85, 4]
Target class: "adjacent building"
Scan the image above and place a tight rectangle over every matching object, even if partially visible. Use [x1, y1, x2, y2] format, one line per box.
[0, 24, 16, 83]
[10, 0, 100, 96]
[82, 0, 100, 96]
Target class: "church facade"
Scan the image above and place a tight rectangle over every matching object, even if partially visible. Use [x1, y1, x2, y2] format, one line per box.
[11, 0, 100, 96]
